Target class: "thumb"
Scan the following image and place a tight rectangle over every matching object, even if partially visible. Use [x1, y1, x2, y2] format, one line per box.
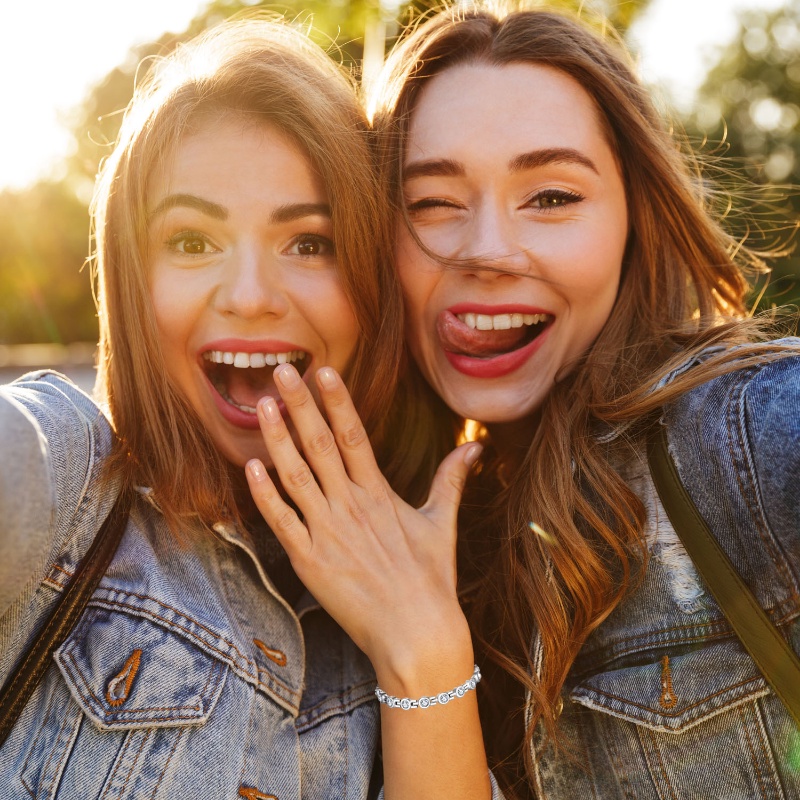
[420, 442, 483, 530]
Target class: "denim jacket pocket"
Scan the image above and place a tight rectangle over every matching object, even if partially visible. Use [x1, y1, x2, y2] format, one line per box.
[54, 605, 228, 730]
[18, 605, 229, 800]
[553, 642, 800, 798]
[570, 640, 769, 732]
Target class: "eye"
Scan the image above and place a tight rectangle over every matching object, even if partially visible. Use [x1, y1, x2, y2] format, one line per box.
[526, 189, 584, 211]
[166, 231, 217, 255]
[288, 234, 334, 257]
[405, 197, 461, 214]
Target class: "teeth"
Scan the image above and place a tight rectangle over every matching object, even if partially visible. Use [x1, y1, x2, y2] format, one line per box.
[203, 349, 307, 367]
[456, 312, 550, 330]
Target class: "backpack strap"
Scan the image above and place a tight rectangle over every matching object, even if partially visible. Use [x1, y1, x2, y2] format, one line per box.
[0, 488, 132, 746]
[647, 421, 800, 728]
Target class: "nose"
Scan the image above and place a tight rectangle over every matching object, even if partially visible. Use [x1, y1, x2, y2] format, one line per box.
[460, 202, 529, 277]
[215, 244, 289, 319]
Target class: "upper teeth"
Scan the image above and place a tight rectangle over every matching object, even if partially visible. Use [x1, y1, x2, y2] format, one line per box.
[456, 313, 549, 331]
[203, 350, 306, 368]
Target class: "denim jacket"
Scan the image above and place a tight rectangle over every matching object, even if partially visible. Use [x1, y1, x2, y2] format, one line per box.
[0, 371, 381, 799]
[531, 345, 800, 798]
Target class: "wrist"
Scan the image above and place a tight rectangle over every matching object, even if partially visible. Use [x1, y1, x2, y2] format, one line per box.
[369, 613, 475, 699]
[376, 664, 481, 711]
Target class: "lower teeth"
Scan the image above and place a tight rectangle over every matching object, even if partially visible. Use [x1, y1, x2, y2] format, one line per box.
[213, 378, 257, 414]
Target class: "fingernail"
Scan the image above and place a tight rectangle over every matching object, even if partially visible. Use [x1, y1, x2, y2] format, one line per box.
[247, 459, 266, 481]
[276, 365, 300, 388]
[464, 443, 483, 467]
[258, 396, 281, 423]
[317, 367, 337, 390]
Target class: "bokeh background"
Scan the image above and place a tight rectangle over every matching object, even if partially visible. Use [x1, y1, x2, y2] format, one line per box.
[1, 0, 798, 389]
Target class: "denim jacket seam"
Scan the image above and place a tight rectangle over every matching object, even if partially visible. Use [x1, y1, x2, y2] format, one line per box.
[731, 367, 800, 596]
[60, 610, 227, 720]
[575, 596, 800, 675]
[21, 685, 64, 798]
[60, 636, 226, 724]
[577, 674, 766, 718]
[86, 593, 303, 707]
[295, 679, 377, 732]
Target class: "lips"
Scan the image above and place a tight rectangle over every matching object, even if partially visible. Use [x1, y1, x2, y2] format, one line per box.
[199, 339, 310, 429]
[436, 307, 553, 378]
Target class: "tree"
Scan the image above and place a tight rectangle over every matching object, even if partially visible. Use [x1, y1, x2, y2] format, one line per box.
[689, 0, 800, 310]
[0, 182, 96, 344]
[5, 0, 654, 345]
[68, 0, 653, 192]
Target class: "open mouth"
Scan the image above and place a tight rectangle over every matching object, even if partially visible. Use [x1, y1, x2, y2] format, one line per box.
[201, 348, 309, 414]
[442, 311, 553, 359]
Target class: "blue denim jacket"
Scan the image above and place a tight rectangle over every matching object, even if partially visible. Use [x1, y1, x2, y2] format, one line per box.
[0, 372, 381, 799]
[532, 346, 800, 798]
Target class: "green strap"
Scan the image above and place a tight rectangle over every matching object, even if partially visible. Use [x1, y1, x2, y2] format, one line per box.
[647, 422, 800, 729]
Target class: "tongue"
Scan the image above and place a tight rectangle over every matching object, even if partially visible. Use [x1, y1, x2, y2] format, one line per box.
[225, 366, 279, 410]
[437, 312, 528, 357]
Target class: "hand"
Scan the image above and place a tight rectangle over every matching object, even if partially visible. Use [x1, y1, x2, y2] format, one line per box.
[245, 363, 481, 690]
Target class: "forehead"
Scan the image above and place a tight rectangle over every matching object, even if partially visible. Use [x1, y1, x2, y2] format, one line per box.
[406, 62, 612, 164]
[147, 114, 323, 203]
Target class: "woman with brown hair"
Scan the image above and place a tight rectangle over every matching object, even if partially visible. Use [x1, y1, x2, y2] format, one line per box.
[248, 3, 800, 798]
[0, 15, 456, 798]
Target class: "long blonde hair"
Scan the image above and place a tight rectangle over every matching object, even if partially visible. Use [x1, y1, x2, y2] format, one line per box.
[92, 17, 402, 531]
[371, 3, 797, 794]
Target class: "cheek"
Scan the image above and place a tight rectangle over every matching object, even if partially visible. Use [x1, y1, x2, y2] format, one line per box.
[148, 274, 187, 353]
[304, 275, 360, 363]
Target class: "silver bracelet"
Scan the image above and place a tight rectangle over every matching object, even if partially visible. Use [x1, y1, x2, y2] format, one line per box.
[374, 664, 481, 710]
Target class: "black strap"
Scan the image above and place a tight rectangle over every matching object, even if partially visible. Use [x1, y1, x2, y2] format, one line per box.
[0, 489, 132, 747]
[647, 421, 800, 728]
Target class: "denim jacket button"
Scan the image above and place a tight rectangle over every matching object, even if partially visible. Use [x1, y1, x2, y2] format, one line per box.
[254, 639, 288, 666]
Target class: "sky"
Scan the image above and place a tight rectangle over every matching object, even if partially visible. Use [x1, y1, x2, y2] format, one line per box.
[0, 0, 790, 191]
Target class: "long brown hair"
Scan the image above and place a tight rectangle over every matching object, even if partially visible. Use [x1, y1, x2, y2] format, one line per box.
[371, 3, 798, 795]
[91, 16, 402, 532]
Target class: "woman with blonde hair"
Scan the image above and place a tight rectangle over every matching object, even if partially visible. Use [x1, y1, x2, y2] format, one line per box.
[248, 3, 800, 798]
[0, 15, 466, 798]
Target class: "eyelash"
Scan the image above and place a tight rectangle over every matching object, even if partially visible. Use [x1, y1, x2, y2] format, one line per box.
[164, 231, 334, 258]
[289, 233, 334, 257]
[405, 197, 460, 213]
[405, 189, 585, 215]
[526, 188, 585, 211]
[165, 230, 215, 255]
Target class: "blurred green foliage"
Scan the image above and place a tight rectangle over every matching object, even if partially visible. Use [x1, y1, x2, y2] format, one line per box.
[688, 0, 800, 310]
[0, 182, 97, 345]
[9, 0, 795, 348]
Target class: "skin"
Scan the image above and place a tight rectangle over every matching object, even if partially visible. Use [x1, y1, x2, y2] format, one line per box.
[245, 62, 633, 799]
[246, 365, 488, 800]
[147, 114, 359, 469]
[396, 62, 629, 441]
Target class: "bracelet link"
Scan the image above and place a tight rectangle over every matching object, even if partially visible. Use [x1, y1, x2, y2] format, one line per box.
[374, 665, 481, 711]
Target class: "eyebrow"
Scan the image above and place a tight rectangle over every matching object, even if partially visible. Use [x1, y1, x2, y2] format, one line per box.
[149, 194, 227, 220]
[508, 148, 598, 175]
[148, 196, 331, 223]
[403, 147, 598, 182]
[403, 159, 465, 181]
[270, 202, 331, 224]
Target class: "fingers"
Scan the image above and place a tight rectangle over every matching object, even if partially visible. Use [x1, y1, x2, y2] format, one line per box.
[255, 395, 330, 522]
[245, 458, 310, 557]
[313, 367, 386, 490]
[269, 364, 350, 497]
[273, 363, 387, 499]
[420, 443, 483, 533]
